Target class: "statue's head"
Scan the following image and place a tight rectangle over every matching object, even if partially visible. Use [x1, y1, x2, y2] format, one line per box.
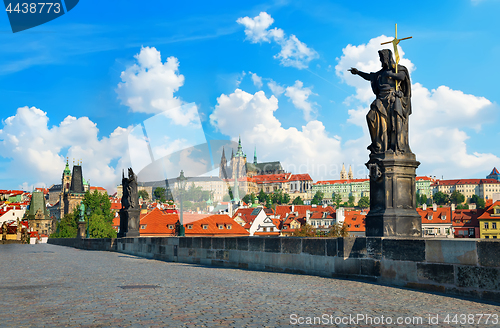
[378, 49, 395, 69]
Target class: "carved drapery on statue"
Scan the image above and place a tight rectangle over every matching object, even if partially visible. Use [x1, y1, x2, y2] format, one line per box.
[355, 49, 412, 154]
[121, 168, 138, 209]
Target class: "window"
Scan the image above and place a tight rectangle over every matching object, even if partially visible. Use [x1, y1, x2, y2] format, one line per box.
[168, 225, 174, 229]
[270, 227, 274, 232]
[227, 224, 232, 230]
[441, 215, 446, 221]
[187, 225, 193, 229]
[355, 225, 360, 228]
[493, 223, 497, 229]
[484, 222, 489, 229]
[140, 225, 146, 229]
[428, 215, 433, 221]
[263, 227, 267, 232]
[202, 224, 208, 230]
[218, 225, 224, 230]
[469, 228, 475, 236]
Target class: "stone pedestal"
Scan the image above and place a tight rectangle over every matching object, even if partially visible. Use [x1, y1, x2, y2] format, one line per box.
[118, 208, 140, 238]
[77, 221, 86, 239]
[365, 151, 422, 237]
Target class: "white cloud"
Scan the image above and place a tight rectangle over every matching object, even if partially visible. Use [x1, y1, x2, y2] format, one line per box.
[335, 36, 499, 178]
[267, 79, 285, 97]
[116, 46, 199, 126]
[237, 12, 318, 69]
[250, 72, 263, 88]
[285, 80, 317, 121]
[210, 89, 353, 181]
[0, 106, 131, 192]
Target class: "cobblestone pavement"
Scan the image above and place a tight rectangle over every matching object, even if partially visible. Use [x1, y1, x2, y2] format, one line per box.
[1, 244, 499, 327]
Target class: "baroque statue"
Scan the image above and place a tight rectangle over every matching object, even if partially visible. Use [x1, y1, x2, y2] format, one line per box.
[349, 48, 411, 155]
[121, 168, 138, 209]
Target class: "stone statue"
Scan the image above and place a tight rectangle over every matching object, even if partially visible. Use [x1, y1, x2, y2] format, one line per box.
[79, 202, 85, 222]
[121, 168, 138, 209]
[349, 49, 412, 154]
[2, 222, 7, 240]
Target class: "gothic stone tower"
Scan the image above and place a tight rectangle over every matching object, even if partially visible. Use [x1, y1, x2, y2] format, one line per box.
[61, 162, 85, 217]
[232, 137, 247, 180]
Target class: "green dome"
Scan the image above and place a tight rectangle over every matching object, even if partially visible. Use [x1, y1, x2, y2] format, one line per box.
[63, 160, 71, 176]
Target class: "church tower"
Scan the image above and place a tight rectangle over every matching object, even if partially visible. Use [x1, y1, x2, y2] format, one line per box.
[232, 136, 247, 180]
[253, 146, 257, 165]
[340, 163, 347, 180]
[348, 165, 353, 180]
[219, 147, 228, 179]
[62, 158, 72, 193]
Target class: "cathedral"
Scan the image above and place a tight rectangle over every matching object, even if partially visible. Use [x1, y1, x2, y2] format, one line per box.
[218, 137, 284, 181]
[58, 159, 87, 218]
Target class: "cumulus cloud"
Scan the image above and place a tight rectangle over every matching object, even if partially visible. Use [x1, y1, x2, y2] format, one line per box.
[0, 106, 131, 192]
[267, 79, 285, 97]
[116, 46, 199, 126]
[335, 36, 499, 178]
[285, 80, 318, 121]
[237, 12, 318, 69]
[210, 89, 353, 181]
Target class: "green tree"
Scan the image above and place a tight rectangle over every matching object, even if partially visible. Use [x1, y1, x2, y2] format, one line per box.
[348, 195, 355, 207]
[138, 190, 149, 201]
[292, 224, 316, 237]
[470, 195, 486, 209]
[450, 191, 465, 204]
[333, 193, 342, 208]
[50, 211, 78, 238]
[222, 194, 231, 202]
[282, 193, 290, 204]
[311, 191, 324, 205]
[327, 222, 350, 237]
[417, 194, 428, 206]
[433, 191, 449, 205]
[83, 190, 116, 238]
[257, 189, 267, 203]
[357, 196, 370, 208]
[242, 194, 252, 204]
[292, 196, 304, 205]
[153, 187, 166, 203]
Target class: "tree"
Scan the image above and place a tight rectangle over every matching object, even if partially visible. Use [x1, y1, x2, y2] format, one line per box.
[417, 194, 428, 206]
[292, 224, 316, 237]
[348, 195, 355, 207]
[433, 191, 449, 205]
[138, 190, 149, 201]
[327, 222, 349, 237]
[470, 195, 486, 209]
[222, 194, 231, 202]
[292, 196, 304, 205]
[450, 191, 465, 204]
[311, 191, 324, 205]
[357, 196, 370, 208]
[333, 193, 342, 208]
[257, 189, 267, 203]
[282, 193, 290, 204]
[242, 194, 252, 204]
[82, 190, 116, 239]
[50, 211, 78, 238]
[153, 187, 166, 203]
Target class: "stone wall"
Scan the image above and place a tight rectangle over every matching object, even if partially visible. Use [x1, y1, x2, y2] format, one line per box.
[48, 237, 500, 302]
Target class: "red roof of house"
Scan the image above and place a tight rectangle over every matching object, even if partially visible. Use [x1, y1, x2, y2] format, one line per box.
[232, 207, 262, 224]
[432, 179, 500, 187]
[418, 207, 452, 224]
[90, 186, 107, 192]
[452, 209, 481, 228]
[181, 213, 211, 224]
[416, 176, 436, 181]
[184, 214, 249, 236]
[478, 201, 500, 221]
[35, 188, 49, 194]
[275, 204, 335, 219]
[139, 208, 178, 236]
[343, 210, 366, 232]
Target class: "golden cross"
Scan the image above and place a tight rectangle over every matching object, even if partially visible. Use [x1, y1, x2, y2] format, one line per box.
[381, 24, 412, 90]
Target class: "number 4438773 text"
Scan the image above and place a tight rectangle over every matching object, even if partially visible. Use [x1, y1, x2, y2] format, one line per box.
[6, 3, 61, 14]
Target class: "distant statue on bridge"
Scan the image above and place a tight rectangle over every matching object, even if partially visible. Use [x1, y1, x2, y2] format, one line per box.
[349, 48, 412, 154]
[122, 168, 138, 209]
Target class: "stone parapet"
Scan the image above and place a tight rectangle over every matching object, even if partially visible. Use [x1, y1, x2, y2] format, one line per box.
[48, 237, 500, 302]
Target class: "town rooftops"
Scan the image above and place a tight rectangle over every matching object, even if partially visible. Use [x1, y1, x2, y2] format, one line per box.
[184, 214, 249, 235]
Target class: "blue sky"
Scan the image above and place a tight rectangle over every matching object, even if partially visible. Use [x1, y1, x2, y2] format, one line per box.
[0, 0, 499, 192]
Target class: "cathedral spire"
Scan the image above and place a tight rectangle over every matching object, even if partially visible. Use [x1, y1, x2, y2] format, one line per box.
[348, 165, 353, 180]
[340, 163, 347, 180]
[253, 146, 257, 164]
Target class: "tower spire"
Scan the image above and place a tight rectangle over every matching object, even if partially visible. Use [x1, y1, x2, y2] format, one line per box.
[254, 146, 257, 164]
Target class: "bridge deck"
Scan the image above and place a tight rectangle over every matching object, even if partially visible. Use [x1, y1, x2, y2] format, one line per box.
[1, 244, 498, 327]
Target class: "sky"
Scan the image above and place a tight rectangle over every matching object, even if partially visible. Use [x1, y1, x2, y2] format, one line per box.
[0, 0, 499, 192]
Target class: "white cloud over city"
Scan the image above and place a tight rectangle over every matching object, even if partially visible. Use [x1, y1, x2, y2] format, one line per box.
[237, 12, 318, 69]
[0, 106, 131, 192]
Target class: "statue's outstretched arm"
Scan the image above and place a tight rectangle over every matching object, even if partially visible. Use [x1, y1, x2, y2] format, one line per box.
[348, 67, 370, 81]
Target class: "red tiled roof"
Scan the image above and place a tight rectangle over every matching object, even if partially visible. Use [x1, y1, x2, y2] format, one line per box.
[477, 201, 500, 221]
[35, 188, 49, 194]
[432, 179, 500, 187]
[181, 213, 211, 224]
[184, 214, 249, 236]
[343, 210, 366, 232]
[418, 207, 452, 224]
[452, 209, 481, 228]
[232, 208, 261, 224]
[90, 186, 107, 191]
[139, 208, 178, 236]
[415, 176, 436, 181]
[275, 205, 335, 218]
